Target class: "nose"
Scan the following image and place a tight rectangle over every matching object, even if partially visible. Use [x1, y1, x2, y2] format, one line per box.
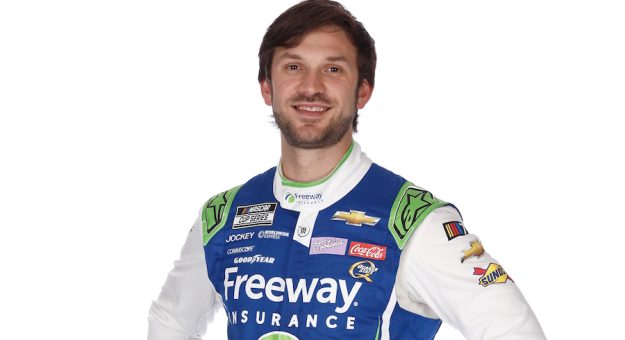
[297, 71, 324, 97]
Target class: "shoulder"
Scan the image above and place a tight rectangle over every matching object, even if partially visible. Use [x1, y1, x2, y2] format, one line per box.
[374, 163, 460, 250]
[201, 167, 276, 245]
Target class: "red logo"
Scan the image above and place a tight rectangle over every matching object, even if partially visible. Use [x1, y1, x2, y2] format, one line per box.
[348, 241, 387, 261]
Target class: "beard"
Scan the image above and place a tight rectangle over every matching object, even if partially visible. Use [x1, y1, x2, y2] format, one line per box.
[272, 93, 356, 149]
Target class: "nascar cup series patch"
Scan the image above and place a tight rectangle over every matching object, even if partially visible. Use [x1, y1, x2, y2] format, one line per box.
[232, 203, 277, 229]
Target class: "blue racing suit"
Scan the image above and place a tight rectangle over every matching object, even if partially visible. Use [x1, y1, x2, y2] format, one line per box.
[148, 142, 546, 340]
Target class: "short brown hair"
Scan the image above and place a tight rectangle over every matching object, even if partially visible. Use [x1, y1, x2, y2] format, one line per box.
[258, 0, 376, 88]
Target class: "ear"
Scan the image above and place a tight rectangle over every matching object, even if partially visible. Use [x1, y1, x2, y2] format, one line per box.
[260, 79, 273, 106]
[356, 79, 373, 109]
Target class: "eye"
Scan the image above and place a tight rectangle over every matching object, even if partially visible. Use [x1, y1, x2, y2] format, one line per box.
[287, 64, 300, 71]
[328, 66, 340, 73]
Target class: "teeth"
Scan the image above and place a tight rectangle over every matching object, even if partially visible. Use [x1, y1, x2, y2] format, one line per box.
[297, 106, 327, 112]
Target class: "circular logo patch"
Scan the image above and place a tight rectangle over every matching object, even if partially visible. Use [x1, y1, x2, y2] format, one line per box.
[258, 331, 299, 340]
[297, 225, 310, 237]
[284, 193, 296, 204]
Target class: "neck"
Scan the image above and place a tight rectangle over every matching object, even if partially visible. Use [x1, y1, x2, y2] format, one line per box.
[280, 134, 353, 183]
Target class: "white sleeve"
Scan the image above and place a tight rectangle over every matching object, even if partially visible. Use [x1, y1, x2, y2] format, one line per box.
[148, 216, 220, 340]
[395, 206, 546, 340]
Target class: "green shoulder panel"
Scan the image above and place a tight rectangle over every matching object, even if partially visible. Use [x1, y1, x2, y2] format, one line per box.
[388, 182, 448, 250]
[202, 185, 242, 246]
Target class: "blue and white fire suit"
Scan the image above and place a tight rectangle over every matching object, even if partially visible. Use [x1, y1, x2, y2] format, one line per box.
[148, 142, 545, 340]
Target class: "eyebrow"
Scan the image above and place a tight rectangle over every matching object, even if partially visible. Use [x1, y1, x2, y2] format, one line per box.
[277, 52, 302, 60]
[276, 52, 349, 63]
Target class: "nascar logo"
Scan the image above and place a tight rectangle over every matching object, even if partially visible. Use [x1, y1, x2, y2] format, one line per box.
[233, 203, 277, 229]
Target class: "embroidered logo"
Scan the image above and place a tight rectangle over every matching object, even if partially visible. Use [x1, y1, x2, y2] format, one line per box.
[461, 240, 484, 263]
[332, 210, 380, 226]
[349, 260, 379, 282]
[348, 241, 387, 261]
[232, 203, 277, 229]
[309, 237, 348, 255]
[473, 263, 512, 287]
[297, 225, 311, 237]
[443, 221, 468, 241]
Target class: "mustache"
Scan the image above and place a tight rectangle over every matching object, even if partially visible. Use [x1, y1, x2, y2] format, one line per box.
[290, 93, 332, 104]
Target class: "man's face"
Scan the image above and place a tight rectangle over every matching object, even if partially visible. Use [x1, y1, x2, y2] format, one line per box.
[261, 25, 372, 149]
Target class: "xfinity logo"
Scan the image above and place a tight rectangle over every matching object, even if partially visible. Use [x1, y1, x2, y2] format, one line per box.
[224, 267, 361, 314]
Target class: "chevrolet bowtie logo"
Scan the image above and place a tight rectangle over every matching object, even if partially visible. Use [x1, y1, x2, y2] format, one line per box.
[461, 240, 485, 263]
[332, 210, 380, 226]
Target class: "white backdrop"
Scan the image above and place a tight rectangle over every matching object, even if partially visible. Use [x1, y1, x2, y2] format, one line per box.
[1, 1, 623, 339]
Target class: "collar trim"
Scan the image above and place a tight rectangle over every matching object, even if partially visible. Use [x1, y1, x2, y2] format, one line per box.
[279, 142, 354, 188]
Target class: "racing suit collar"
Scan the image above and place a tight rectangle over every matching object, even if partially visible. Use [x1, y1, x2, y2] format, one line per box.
[274, 141, 372, 212]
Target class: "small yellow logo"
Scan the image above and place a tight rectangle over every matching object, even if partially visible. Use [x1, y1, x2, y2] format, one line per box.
[332, 210, 380, 226]
[349, 260, 379, 282]
[461, 240, 485, 263]
[473, 263, 512, 287]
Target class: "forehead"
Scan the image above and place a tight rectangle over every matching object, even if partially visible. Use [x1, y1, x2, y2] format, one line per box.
[274, 25, 357, 63]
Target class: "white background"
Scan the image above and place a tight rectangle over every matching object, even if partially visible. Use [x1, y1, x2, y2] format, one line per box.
[1, 1, 623, 339]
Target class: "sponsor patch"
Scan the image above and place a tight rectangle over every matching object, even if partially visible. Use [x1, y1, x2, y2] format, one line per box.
[224, 266, 362, 314]
[226, 231, 255, 243]
[233, 203, 277, 229]
[461, 240, 484, 263]
[348, 260, 379, 282]
[443, 221, 468, 241]
[259, 331, 299, 340]
[284, 192, 323, 205]
[297, 225, 311, 237]
[348, 241, 387, 261]
[309, 237, 348, 255]
[473, 263, 512, 287]
[332, 210, 380, 226]
[226, 245, 255, 255]
[233, 254, 276, 264]
[389, 185, 446, 250]
[258, 230, 290, 240]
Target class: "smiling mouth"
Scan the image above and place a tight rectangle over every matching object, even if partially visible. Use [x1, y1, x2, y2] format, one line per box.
[293, 105, 330, 113]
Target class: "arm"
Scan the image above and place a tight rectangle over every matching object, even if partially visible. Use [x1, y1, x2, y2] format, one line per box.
[395, 206, 546, 340]
[148, 216, 219, 340]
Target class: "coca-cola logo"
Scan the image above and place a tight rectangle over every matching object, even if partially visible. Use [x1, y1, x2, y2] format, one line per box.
[348, 241, 387, 261]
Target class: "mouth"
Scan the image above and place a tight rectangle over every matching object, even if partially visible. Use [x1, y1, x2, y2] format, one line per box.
[292, 104, 331, 116]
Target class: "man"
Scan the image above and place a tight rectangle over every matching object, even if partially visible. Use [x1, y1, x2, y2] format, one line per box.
[148, 1, 546, 339]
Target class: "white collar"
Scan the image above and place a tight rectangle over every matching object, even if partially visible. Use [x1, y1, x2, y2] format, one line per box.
[273, 142, 372, 212]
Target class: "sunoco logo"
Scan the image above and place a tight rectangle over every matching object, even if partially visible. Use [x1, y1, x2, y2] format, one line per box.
[473, 263, 512, 287]
[284, 192, 323, 205]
